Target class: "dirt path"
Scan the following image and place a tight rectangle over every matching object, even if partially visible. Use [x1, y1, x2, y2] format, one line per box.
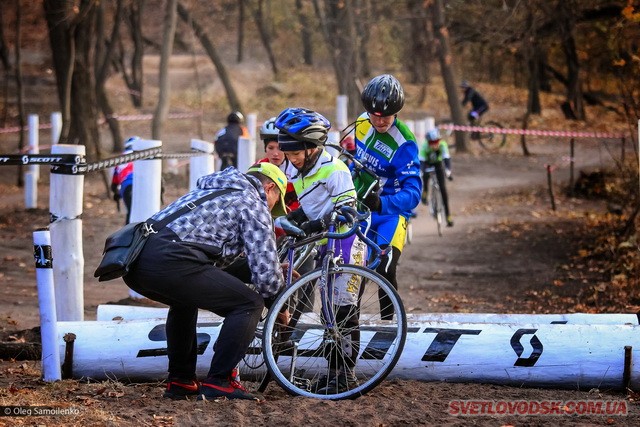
[0, 138, 637, 426]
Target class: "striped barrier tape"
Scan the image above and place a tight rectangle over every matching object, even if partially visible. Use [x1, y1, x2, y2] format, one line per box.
[439, 123, 625, 139]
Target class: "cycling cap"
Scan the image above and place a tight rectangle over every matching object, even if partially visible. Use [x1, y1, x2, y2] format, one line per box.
[259, 117, 279, 141]
[361, 74, 405, 117]
[459, 80, 470, 88]
[246, 162, 288, 217]
[227, 111, 244, 124]
[275, 107, 331, 151]
[124, 136, 140, 152]
[426, 128, 441, 142]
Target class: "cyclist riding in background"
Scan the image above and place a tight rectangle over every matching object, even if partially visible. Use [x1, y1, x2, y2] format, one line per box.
[111, 136, 139, 225]
[460, 80, 489, 124]
[214, 111, 250, 170]
[353, 74, 422, 320]
[420, 128, 454, 227]
[275, 107, 366, 394]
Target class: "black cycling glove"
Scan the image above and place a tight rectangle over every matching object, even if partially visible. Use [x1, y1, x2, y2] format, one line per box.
[363, 192, 381, 213]
[286, 208, 308, 226]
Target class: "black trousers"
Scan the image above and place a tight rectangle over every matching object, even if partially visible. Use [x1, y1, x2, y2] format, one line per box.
[124, 229, 264, 380]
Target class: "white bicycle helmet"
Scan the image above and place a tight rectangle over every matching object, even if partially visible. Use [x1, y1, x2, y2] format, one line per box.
[260, 117, 278, 141]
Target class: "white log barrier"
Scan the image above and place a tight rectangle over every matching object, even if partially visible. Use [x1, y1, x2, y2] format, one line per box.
[405, 120, 415, 136]
[246, 113, 258, 142]
[189, 139, 215, 191]
[34, 229, 62, 381]
[326, 131, 341, 158]
[415, 119, 426, 144]
[129, 139, 163, 299]
[59, 318, 640, 390]
[24, 171, 37, 209]
[96, 304, 640, 326]
[237, 136, 255, 172]
[28, 114, 40, 182]
[50, 112, 62, 145]
[425, 116, 435, 132]
[49, 144, 85, 321]
[336, 94, 348, 131]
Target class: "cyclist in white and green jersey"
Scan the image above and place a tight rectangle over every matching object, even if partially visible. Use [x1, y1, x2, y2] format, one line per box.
[353, 74, 422, 320]
[275, 107, 366, 394]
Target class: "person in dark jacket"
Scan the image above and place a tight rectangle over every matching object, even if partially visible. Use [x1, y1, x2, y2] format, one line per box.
[460, 80, 489, 123]
[213, 111, 250, 169]
[123, 163, 289, 402]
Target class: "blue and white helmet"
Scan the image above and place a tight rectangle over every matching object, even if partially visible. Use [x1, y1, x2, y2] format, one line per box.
[275, 107, 331, 151]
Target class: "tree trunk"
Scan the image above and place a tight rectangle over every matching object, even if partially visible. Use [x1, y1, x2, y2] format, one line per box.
[177, 2, 242, 113]
[152, 0, 178, 141]
[237, 0, 244, 63]
[525, 5, 541, 115]
[557, 0, 585, 121]
[295, 0, 313, 65]
[252, 0, 278, 76]
[406, 0, 430, 85]
[127, 0, 144, 108]
[95, 0, 123, 153]
[43, 0, 101, 158]
[430, 0, 466, 151]
[14, 0, 25, 186]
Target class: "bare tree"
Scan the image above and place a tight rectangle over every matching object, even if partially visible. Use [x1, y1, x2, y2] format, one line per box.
[295, 0, 313, 65]
[43, 0, 102, 159]
[556, 0, 585, 120]
[95, 0, 123, 152]
[152, 0, 178, 140]
[251, 0, 278, 76]
[430, 0, 466, 151]
[237, 0, 245, 62]
[177, 2, 242, 112]
[14, 0, 25, 186]
[115, 0, 145, 109]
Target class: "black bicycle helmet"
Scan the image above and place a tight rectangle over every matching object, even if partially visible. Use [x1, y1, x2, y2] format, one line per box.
[275, 107, 331, 151]
[227, 111, 244, 124]
[361, 74, 405, 117]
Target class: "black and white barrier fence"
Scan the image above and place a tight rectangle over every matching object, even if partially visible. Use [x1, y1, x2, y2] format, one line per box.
[54, 308, 640, 390]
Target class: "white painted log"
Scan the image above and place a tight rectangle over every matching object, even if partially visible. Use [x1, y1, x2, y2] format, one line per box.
[58, 318, 640, 390]
[49, 144, 85, 321]
[189, 139, 214, 191]
[415, 119, 426, 144]
[96, 304, 640, 325]
[405, 120, 415, 136]
[129, 139, 162, 299]
[336, 95, 348, 131]
[24, 171, 37, 209]
[50, 112, 62, 145]
[425, 116, 435, 132]
[246, 113, 258, 142]
[34, 229, 61, 381]
[28, 114, 40, 182]
[326, 131, 341, 158]
[237, 136, 255, 172]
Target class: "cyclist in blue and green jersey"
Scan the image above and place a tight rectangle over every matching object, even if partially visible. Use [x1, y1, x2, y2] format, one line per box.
[420, 128, 454, 227]
[275, 107, 366, 394]
[353, 74, 422, 320]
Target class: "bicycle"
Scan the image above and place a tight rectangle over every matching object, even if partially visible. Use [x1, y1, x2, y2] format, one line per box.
[246, 206, 407, 400]
[423, 166, 445, 237]
[437, 117, 507, 151]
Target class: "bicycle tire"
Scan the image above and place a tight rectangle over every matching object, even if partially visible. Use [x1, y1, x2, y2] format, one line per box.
[429, 181, 443, 236]
[262, 265, 407, 400]
[477, 121, 507, 151]
[405, 219, 413, 245]
[434, 185, 445, 237]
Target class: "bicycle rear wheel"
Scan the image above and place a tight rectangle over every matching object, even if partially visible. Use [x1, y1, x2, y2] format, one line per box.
[262, 265, 407, 400]
[477, 121, 507, 151]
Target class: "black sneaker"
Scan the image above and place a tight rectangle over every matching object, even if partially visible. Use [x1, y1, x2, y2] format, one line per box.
[198, 377, 260, 401]
[421, 192, 428, 205]
[163, 378, 200, 400]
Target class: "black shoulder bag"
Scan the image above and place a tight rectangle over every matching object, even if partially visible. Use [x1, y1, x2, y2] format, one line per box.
[94, 188, 236, 282]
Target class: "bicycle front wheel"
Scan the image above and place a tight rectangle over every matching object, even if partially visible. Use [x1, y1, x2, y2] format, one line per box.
[477, 121, 507, 151]
[262, 265, 407, 400]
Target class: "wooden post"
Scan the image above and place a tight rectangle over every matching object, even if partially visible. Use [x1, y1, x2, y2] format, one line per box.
[24, 171, 37, 209]
[237, 136, 255, 172]
[49, 144, 85, 321]
[129, 139, 163, 299]
[50, 112, 62, 145]
[189, 139, 214, 191]
[546, 164, 556, 211]
[336, 95, 348, 131]
[246, 112, 258, 142]
[33, 228, 61, 382]
[28, 114, 40, 182]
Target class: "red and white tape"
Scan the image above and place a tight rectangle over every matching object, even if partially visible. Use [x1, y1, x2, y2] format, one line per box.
[439, 123, 625, 139]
